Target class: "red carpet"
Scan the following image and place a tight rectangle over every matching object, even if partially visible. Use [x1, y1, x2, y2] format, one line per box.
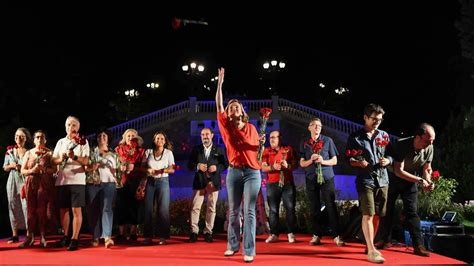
[0, 234, 465, 265]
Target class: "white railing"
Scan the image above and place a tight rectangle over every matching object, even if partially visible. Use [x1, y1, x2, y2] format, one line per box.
[87, 100, 189, 141]
[195, 99, 273, 113]
[278, 98, 364, 135]
[89, 97, 396, 143]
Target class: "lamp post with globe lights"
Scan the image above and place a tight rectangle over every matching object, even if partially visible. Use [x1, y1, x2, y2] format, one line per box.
[261, 59, 286, 94]
[181, 61, 206, 96]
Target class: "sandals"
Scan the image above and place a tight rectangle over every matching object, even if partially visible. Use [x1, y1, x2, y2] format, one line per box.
[7, 236, 19, 244]
[105, 238, 114, 248]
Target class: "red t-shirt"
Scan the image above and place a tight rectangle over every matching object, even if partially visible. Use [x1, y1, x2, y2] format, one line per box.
[262, 146, 296, 183]
[217, 111, 261, 170]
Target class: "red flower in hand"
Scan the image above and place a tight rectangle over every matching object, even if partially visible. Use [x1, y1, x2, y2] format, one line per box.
[259, 108, 272, 119]
[431, 171, 441, 181]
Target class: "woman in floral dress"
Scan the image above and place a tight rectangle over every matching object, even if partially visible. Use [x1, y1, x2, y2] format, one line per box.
[19, 130, 56, 247]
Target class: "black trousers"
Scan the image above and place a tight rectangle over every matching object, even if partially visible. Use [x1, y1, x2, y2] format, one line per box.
[266, 182, 296, 235]
[376, 179, 423, 247]
[306, 178, 341, 237]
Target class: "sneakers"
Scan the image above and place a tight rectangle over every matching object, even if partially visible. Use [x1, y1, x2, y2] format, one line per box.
[288, 233, 296, 243]
[67, 239, 79, 251]
[243, 255, 254, 263]
[333, 236, 345, 247]
[414, 245, 430, 257]
[265, 234, 279, 243]
[224, 249, 237, 256]
[309, 235, 321, 245]
[188, 233, 198, 243]
[367, 250, 385, 263]
[204, 233, 213, 243]
[374, 240, 392, 249]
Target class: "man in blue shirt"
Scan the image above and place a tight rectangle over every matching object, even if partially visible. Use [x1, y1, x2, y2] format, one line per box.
[346, 104, 393, 263]
[300, 118, 345, 247]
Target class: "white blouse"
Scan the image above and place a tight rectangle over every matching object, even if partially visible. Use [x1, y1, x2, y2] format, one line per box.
[144, 148, 174, 179]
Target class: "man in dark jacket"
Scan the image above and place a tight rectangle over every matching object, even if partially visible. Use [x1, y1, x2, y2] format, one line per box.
[187, 127, 228, 243]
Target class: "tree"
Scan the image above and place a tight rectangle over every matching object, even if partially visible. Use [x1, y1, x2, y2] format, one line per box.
[438, 106, 474, 202]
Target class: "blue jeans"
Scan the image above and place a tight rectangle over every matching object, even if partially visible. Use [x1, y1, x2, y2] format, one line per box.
[226, 167, 261, 256]
[266, 182, 296, 235]
[144, 176, 170, 239]
[86, 182, 116, 239]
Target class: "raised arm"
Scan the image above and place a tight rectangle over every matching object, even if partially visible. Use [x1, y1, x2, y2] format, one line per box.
[215, 67, 225, 113]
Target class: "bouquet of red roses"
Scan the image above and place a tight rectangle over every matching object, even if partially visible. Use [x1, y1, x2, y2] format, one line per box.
[60, 132, 87, 170]
[257, 107, 272, 162]
[5, 144, 18, 163]
[375, 134, 389, 159]
[306, 138, 325, 184]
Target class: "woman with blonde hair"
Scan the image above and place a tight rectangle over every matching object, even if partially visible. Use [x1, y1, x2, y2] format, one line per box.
[3, 127, 31, 244]
[216, 68, 263, 263]
[115, 128, 145, 242]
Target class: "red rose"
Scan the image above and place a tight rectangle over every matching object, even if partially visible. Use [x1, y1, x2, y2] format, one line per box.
[431, 171, 441, 181]
[345, 149, 351, 157]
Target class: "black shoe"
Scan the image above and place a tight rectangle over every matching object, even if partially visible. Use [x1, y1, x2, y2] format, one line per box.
[67, 239, 79, 251]
[56, 235, 71, 248]
[204, 233, 213, 243]
[129, 234, 138, 241]
[7, 236, 19, 244]
[188, 233, 198, 243]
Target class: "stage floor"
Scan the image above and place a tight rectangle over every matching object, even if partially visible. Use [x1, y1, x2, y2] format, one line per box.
[0, 234, 466, 265]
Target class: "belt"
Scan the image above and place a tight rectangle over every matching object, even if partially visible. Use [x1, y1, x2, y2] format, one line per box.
[230, 164, 249, 169]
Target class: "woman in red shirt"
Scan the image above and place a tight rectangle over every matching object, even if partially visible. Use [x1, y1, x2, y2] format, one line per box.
[216, 68, 262, 263]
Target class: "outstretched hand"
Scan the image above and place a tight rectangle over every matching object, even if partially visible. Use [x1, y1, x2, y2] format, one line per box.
[218, 68, 225, 87]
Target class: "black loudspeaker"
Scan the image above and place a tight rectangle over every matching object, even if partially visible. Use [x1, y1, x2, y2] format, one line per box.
[429, 234, 472, 262]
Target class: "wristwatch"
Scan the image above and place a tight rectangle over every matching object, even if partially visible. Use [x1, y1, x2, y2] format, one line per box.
[417, 178, 425, 185]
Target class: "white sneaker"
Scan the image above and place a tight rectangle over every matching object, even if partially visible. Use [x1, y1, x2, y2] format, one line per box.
[265, 234, 279, 243]
[287, 233, 296, 243]
[333, 236, 345, 246]
[367, 250, 385, 263]
[243, 255, 254, 263]
[309, 235, 321, 245]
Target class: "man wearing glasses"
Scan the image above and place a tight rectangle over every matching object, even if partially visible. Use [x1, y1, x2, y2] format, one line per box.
[300, 118, 345, 247]
[345, 104, 393, 263]
[375, 123, 435, 257]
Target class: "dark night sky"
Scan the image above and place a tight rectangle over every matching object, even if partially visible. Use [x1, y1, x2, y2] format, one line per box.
[0, 3, 464, 143]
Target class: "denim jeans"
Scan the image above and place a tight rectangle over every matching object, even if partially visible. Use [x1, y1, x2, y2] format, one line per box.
[86, 182, 116, 239]
[226, 167, 261, 256]
[266, 182, 296, 235]
[376, 179, 422, 247]
[144, 176, 170, 239]
[306, 177, 341, 237]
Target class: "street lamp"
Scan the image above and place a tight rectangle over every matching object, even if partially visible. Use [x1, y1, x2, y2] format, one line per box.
[182, 62, 205, 75]
[263, 59, 286, 72]
[262, 59, 286, 93]
[124, 89, 139, 99]
[146, 82, 160, 89]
